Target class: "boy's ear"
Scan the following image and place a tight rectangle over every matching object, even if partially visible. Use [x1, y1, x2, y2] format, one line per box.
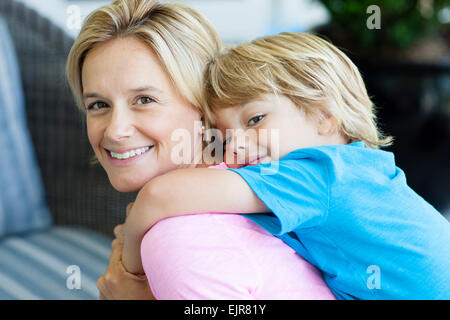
[317, 115, 338, 136]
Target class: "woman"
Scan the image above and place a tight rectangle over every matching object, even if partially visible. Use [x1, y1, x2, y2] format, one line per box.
[66, 0, 335, 300]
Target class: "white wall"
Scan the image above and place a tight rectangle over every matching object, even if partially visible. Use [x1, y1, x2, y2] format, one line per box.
[17, 0, 329, 42]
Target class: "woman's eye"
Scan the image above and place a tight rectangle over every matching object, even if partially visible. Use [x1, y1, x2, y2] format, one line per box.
[136, 96, 154, 105]
[247, 115, 265, 126]
[87, 101, 108, 111]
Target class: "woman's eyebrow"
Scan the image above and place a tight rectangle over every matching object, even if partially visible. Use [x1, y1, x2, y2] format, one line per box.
[83, 92, 104, 101]
[129, 86, 163, 94]
[82, 86, 163, 101]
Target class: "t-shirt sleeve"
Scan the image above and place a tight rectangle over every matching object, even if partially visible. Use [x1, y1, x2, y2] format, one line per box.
[140, 215, 260, 300]
[228, 158, 329, 235]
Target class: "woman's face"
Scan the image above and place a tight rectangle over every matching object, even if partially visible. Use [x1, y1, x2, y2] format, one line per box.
[82, 37, 201, 192]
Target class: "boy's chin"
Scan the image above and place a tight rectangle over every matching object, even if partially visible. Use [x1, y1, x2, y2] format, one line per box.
[225, 162, 246, 169]
[225, 156, 274, 169]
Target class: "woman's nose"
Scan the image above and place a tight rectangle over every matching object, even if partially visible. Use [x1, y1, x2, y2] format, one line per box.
[103, 107, 136, 142]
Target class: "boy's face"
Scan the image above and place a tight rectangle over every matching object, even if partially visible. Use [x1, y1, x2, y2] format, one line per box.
[215, 94, 341, 168]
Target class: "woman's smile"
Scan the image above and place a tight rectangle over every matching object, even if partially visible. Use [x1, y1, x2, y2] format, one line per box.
[105, 145, 154, 166]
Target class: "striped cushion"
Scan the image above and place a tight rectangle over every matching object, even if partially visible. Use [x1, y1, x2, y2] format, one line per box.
[0, 226, 111, 300]
[0, 16, 52, 237]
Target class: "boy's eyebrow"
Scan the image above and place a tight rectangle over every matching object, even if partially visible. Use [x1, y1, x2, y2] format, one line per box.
[241, 98, 270, 109]
[83, 86, 163, 101]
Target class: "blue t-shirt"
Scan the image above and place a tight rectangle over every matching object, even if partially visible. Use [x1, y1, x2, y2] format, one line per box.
[229, 141, 450, 299]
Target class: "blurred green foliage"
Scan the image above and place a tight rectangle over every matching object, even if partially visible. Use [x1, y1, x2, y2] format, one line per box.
[317, 0, 449, 51]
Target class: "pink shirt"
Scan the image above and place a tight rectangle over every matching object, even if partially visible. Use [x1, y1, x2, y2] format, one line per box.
[140, 164, 336, 300]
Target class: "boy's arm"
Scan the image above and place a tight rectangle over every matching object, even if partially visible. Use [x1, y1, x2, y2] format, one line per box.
[121, 167, 269, 274]
[131, 167, 269, 228]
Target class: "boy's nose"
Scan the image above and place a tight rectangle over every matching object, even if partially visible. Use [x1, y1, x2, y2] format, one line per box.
[224, 134, 247, 168]
[227, 133, 247, 156]
[233, 146, 245, 157]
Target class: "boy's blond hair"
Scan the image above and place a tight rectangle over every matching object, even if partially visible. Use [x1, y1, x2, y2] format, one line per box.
[66, 0, 222, 114]
[204, 32, 392, 149]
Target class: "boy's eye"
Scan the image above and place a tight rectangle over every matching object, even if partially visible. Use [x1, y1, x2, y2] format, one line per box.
[136, 96, 154, 105]
[87, 101, 108, 111]
[247, 115, 265, 126]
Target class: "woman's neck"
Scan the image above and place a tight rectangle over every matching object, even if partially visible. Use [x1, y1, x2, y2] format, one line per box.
[191, 147, 223, 169]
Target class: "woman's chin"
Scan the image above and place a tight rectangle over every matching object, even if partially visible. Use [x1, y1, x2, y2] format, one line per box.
[108, 175, 149, 193]
[105, 162, 178, 193]
[112, 183, 141, 193]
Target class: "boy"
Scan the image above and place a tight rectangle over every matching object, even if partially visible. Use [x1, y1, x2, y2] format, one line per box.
[122, 33, 450, 299]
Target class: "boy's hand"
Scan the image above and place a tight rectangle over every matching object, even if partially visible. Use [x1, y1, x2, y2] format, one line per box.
[109, 202, 133, 245]
[97, 202, 154, 299]
[122, 199, 149, 275]
[97, 237, 155, 300]
[126, 202, 134, 217]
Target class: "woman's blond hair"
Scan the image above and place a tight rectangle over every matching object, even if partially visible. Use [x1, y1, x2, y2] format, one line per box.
[204, 32, 392, 149]
[66, 0, 222, 114]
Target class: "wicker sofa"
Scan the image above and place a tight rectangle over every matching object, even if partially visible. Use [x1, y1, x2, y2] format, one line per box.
[0, 0, 136, 299]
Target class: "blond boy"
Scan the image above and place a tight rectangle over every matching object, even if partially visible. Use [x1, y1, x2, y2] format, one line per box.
[122, 33, 450, 299]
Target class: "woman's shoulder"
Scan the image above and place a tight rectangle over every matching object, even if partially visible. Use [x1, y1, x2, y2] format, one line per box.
[140, 214, 263, 299]
[140, 213, 336, 300]
[142, 213, 265, 251]
[142, 213, 275, 248]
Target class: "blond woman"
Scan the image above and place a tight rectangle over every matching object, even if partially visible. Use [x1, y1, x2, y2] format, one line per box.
[67, 0, 335, 300]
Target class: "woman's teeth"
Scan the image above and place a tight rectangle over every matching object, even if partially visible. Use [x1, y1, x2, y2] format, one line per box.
[110, 146, 150, 160]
